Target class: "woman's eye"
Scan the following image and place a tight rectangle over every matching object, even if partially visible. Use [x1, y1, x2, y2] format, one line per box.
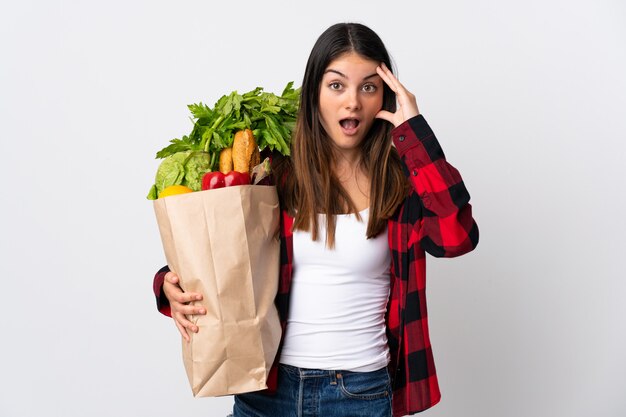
[329, 82, 342, 90]
[362, 84, 377, 93]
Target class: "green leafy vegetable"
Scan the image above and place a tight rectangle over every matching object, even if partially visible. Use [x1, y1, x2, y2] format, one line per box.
[147, 151, 212, 200]
[147, 82, 300, 199]
[158, 83, 299, 160]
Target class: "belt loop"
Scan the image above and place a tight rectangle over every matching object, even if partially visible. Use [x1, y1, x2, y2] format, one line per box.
[329, 370, 337, 385]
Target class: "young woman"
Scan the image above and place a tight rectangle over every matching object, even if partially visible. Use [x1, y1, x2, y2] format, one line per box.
[153, 23, 479, 417]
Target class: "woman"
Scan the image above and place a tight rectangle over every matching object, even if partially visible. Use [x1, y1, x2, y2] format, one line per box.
[153, 23, 479, 417]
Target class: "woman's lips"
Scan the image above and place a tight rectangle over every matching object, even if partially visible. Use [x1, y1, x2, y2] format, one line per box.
[339, 118, 360, 135]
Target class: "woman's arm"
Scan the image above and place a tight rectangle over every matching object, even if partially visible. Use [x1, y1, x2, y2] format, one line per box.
[392, 115, 479, 257]
[375, 63, 478, 257]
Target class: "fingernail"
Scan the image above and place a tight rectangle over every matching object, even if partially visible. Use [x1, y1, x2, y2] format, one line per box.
[196, 295, 202, 300]
[199, 309, 206, 314]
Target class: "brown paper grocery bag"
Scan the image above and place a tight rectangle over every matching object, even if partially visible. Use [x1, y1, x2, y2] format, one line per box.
[153, 185, 282, 397]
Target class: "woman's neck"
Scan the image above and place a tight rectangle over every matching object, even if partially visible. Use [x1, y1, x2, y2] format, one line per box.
[332, 153, 371, 213]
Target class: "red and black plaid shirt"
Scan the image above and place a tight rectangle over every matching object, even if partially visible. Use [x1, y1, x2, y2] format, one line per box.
[153, 115, 478, 416]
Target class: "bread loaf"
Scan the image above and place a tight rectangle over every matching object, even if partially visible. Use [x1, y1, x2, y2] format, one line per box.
[219, 147, 233, 174]
[232, 129, 258, 174]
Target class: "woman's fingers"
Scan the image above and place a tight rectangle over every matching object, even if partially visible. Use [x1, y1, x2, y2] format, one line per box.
[380, 63, 412, 98]
[376, 63, 397, 92]
[169, 290, 203, 304]
[378, 62, 405, 94]
[164, 271, 180, 285]
[163, 270, 205, 341]
[173, 311, 199, 332]
[174, 319, 191, 342]
[377, 62, 402, 94]
[173, 307, 201, 343]
[163, 272, 203, 304]
[375, 109, 395, 124]
[173, 302, 206, 316]
[376, 63, 420, 125]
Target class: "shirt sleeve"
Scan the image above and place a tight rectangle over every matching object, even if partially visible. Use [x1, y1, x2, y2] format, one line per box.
[153, 265, 172, 317]
[392, 114, 479, 257]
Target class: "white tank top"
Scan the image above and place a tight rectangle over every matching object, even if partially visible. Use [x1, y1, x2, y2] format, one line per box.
[280, 208, 391, 372]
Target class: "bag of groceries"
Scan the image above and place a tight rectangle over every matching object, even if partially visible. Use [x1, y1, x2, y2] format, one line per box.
[147, 83, 299, 396]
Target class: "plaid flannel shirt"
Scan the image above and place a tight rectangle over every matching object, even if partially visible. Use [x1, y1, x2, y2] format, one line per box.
[153, 114, 479, 416]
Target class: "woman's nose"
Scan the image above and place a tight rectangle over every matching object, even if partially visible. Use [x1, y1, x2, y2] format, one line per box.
[344, 89, 361, 110]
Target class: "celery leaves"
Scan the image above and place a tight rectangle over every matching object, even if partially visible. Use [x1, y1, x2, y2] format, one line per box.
[152, 82, 300, 170]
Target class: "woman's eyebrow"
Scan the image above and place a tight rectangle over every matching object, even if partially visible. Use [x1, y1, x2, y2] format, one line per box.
[325, 69, 347, 78]
[324, 69, 380, 80]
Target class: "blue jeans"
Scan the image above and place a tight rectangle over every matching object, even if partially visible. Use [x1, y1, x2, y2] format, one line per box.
[232, 364, 392, 417]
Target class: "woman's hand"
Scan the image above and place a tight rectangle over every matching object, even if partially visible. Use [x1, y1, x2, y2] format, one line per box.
[375, 62, 420, 127]
[163, 271, 206, 342]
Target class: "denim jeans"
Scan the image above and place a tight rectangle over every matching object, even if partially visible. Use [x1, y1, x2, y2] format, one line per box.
[232, 364, 392, 417]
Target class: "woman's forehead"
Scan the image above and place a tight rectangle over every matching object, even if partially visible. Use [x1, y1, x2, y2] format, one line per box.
[324, 52, 380, 79]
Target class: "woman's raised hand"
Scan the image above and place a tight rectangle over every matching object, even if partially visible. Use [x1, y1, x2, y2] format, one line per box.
[163, 271, 206, 342]
[375, 62, 420, 127]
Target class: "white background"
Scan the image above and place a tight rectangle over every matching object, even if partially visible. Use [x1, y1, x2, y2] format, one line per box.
[1, 1, 625, 416]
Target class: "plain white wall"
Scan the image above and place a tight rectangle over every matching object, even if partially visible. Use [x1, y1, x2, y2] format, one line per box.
[1, 0, 624, 416]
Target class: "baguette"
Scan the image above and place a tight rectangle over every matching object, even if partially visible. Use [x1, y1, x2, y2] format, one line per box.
[233, 129, 259, 174]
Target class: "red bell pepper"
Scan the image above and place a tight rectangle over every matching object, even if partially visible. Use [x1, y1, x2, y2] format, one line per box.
[201, 171, 250, 190]
[201, 171, 225, 190]
[224, 171, 251, 187]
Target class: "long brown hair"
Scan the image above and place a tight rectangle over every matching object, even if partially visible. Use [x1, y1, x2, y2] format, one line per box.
[277, 23, 408, 248]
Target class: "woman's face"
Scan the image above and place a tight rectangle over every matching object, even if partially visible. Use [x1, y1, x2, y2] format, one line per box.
[318, 52, 384, 154]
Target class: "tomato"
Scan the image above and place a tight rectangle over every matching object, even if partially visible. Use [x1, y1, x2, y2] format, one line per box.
[201, 171, 225, 190]
[224, 171, 251, 187]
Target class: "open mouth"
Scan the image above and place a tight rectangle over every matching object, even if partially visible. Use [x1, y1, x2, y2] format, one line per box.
[339, 118, 360, 130]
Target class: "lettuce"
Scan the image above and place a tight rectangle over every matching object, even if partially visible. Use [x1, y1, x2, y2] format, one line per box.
[146, 151, 211, 200]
